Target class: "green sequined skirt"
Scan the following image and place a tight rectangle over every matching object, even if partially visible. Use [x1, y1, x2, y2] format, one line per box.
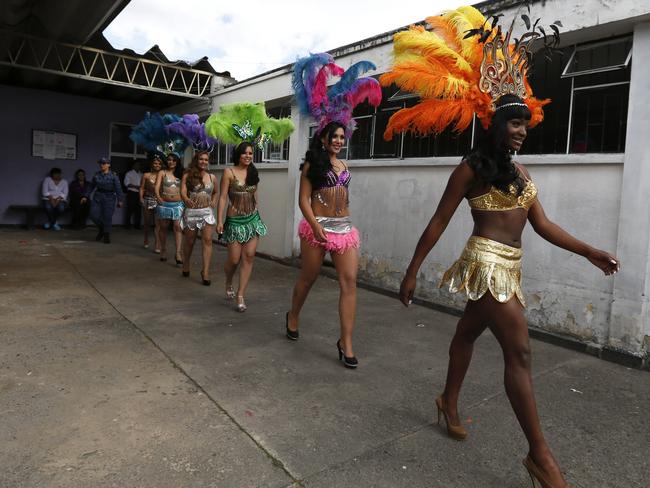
[222, 211, 267, 244]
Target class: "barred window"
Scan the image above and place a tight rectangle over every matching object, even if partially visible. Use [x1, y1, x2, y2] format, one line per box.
[524, 36, 631, 154]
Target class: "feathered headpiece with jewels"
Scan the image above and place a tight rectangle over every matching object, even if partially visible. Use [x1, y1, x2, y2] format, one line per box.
[380, 5, 560, 140]
[166, 114, 217, 152]
[292, 52, 382, 137]
[204, 102, 294, 150]
[130, 112, 188, 159]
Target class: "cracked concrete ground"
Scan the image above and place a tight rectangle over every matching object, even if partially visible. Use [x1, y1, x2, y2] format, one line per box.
[0, 228, 648, 488]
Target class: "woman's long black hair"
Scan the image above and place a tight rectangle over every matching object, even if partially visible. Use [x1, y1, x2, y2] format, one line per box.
[465, 94, 531, 194]
[231, 141, 259, 186]
[301, 121, 346, 187]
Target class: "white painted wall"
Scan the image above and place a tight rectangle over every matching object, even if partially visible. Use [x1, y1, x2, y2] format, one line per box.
[208, 0, 650, 359]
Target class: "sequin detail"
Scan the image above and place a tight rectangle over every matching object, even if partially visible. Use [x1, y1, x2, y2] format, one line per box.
[228, 170, 257, 216]
[161, 173, 181, 199]
[440, 236, 525, 306]
[312, 168, 351, 216]
[468, 180, 537, 211]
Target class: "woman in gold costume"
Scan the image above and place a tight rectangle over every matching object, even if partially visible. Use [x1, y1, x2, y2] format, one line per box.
[385, 7, 619, 488]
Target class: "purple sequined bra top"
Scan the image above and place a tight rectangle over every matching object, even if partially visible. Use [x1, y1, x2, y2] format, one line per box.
[312, 166, 351, 216]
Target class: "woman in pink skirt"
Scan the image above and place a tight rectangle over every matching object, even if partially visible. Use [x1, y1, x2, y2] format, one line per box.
[286, 121, 361, 368]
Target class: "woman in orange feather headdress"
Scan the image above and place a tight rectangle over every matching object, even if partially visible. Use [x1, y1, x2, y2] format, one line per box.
[386, 6, 619, 487]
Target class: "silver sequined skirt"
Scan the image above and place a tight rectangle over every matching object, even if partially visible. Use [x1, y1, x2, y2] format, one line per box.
[181, 207, 216, 230]
[315, 216, 353, 234]
[143, 195, 157, 210]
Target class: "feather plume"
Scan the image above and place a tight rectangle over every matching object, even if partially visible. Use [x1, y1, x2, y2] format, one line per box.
[204, 102, 294, 148]
[292, 52, 335, 116]
[382, 5, 548, 140]
[167, 113, 216, 150]
[293, 53, 382, 137]
[130, 112, 168, 151]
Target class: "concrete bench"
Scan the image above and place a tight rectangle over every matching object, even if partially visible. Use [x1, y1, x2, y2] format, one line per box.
[8, 204, 42, 229]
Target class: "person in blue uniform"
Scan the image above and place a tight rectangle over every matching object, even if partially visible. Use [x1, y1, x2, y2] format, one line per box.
[90, 157, 124, 243]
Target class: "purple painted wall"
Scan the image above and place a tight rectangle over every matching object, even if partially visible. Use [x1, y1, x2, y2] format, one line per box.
[0, 84, 150, 225]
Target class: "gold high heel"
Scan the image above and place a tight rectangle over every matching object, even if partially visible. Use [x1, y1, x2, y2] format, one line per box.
[523, 455, 570, 488]
[435, 395, 467, 441]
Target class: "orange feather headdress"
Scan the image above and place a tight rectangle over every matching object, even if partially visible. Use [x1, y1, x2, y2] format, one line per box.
[380, 5, 558, 141]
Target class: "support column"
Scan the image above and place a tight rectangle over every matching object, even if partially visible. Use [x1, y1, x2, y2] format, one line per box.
[609, 23, 650, 364]
[283, 104, 310, 258]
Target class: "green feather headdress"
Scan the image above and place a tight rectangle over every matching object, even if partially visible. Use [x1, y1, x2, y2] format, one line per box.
[204, 102, 294, 150]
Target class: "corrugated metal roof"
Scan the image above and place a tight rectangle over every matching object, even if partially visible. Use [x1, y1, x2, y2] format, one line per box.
[0, 0, 230, 108]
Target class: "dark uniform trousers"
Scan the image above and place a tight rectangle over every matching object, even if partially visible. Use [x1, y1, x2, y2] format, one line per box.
[90, 192, 117, 234]
[89, 171, 123, 235]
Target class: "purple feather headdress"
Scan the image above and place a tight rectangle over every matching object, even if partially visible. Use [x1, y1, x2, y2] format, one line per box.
[292, 53, 382, 137]
[166, 114, 217, 152]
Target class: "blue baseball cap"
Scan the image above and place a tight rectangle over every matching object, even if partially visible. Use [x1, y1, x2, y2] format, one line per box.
[98, 157, 111, 164]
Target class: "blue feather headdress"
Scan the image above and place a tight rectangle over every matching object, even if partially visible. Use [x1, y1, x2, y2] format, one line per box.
[292, 53, 382, 137]
[130, 112, 188, 159]
[166, 114, 217, 152]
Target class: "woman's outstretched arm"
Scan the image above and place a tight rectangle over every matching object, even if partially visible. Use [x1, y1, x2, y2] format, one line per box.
[527, 200, 619, 275]
[400, 161, 475, 306]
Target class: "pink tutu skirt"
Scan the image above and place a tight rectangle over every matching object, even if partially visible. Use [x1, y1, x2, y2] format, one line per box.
[298, 217, 360, 254]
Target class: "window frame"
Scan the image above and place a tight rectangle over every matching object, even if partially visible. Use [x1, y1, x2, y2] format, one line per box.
[561, 36, 633, 78]
[108, 122, 147, 160]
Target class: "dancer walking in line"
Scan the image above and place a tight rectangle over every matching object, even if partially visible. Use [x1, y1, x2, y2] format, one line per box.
[180, 150, 218, 284]
[206, 102, 293, 311]
[383, 7, 618, 487]
[286, 53, 382, 367]
[139, 154, 162, 251]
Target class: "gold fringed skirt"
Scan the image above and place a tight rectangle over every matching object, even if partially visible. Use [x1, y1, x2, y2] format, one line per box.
[439, 236, 525, 306]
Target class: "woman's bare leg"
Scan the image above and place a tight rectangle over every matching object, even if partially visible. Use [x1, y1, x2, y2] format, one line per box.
[236, 237, 258, 298]
[441, 299, 488, 425]
[158, 219, 170, 258]
[182, 228, 197, 273]
[287, 240, 326, 331]
[483, 294, 566, 486]
[200, 225, 214, 279]
[224, 242, 242, 291]
[330, 248, 358, 357]
[173, 220, 183, 262]
[143, 208, 151, 245]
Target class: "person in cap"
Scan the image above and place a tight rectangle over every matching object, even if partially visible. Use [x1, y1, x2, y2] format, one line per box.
[89, 157, 124, 243]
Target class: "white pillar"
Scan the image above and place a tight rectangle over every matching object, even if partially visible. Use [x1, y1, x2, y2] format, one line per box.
[609, 23, 650, 360]
[284, 104, 310, 257]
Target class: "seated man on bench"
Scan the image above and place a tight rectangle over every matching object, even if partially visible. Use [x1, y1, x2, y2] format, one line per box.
[41, 167, 68, 230]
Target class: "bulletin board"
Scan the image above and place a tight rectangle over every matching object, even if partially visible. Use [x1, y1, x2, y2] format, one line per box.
[32, 130, 77, 160]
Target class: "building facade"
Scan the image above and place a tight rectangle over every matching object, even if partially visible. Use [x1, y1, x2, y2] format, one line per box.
[208, 0, 649, 365]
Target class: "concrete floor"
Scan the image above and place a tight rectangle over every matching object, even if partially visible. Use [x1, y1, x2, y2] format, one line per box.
[0, 227, 648, 488]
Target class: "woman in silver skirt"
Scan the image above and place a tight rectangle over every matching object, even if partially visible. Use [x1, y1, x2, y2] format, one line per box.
[139, 154, 162, 251]
[180, 150, 218, 285]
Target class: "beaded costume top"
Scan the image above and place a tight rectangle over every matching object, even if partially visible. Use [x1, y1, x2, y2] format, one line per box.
[228, 170, 257, 216]
[312, 166, 350, 217]
[143, 173, 157, 197]
[188, 176, 214, 208]
[468, 179, 537, 211]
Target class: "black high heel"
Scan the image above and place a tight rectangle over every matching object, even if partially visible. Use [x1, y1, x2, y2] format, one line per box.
[160, 256, 167, 262]
[200, 271, 211, 286]
[285, 312, 299, 341]
[182, 271, 190, 277]
[336, 339, 358, 369]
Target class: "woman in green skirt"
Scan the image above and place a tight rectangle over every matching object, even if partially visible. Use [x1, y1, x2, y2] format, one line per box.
[217, 142, 267, 312]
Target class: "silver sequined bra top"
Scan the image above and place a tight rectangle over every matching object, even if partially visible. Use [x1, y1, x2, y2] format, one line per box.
[228, 170, 257, 216]
[312, 166, 350, 216]
[161, 173, 180, 198]
[188, 177, 214, 208]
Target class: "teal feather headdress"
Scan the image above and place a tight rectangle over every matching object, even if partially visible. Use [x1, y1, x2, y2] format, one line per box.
[204, 102, 294, 150]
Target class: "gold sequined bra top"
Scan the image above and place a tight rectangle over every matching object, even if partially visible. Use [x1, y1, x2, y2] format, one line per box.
[468, 179, 538, 211]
